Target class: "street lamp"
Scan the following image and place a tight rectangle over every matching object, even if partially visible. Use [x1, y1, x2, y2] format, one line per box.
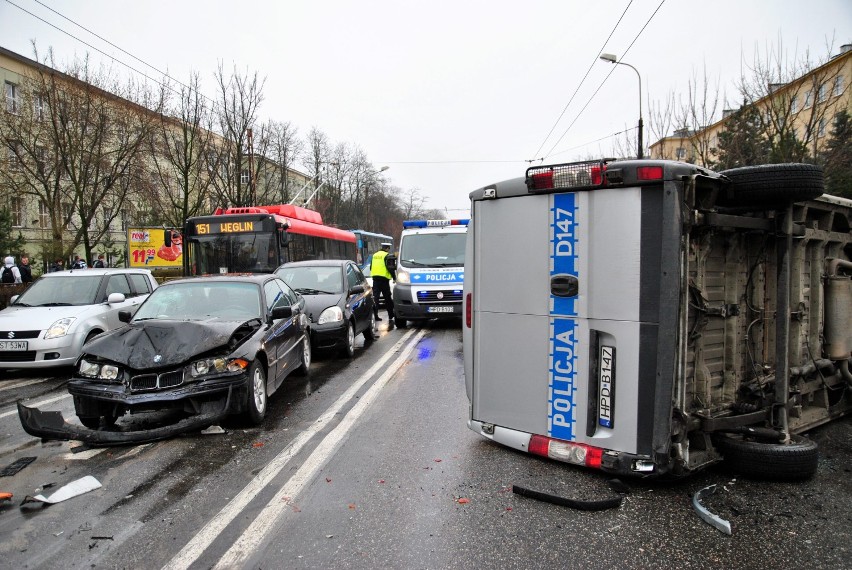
[600, 53, 644, 159]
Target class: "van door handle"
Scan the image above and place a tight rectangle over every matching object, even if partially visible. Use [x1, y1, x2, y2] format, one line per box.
[551, 274, 578, 297]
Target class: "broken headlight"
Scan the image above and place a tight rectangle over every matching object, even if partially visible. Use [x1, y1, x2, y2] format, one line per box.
[78, 358, 120, 381]
[190, 357, 248, 378]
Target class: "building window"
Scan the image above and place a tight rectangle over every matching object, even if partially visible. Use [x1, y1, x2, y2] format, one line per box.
[34, 93, 45, 120]
[5, 81, 19, 113]
[818, 118, 827, 138]
[834, 75, 844, 97]
[35, 145, 47, 174]
[7, 141, 21, 171]
[818, 83, 828, 103]
[804, 90, 813, 108]
[39, 201, 50, 228]
[9, 197, 23, 227]
[240, 170, 250, 184]
[675, 147, 686, 160]
[790, 95, 798, 113]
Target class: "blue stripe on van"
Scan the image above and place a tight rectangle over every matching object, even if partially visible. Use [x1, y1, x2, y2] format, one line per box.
[548, 192, 578, 441]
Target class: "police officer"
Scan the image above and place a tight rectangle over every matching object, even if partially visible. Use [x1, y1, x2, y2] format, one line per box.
[370, 242, 396, 327]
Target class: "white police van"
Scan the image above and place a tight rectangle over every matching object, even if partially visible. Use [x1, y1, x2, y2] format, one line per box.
[464, 159, 852, 479]
[393, 219, 468, 328]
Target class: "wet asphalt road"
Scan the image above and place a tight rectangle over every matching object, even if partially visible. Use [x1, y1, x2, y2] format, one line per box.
[0, 321, 849, 569]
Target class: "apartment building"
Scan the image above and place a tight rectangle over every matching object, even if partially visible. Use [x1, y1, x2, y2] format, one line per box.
[650, 44, 852, 168]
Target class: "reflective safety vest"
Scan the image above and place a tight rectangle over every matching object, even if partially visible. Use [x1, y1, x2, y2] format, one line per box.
[371, 250, 393, 279]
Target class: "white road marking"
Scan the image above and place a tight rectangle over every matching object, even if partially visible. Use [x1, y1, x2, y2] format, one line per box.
[163, 329, 423, 570]
[62, 447, 107, 460]
[0, 378, 51, 392]
[0, 393, 72, 419]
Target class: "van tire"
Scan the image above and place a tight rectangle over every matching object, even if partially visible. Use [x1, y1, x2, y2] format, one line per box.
[718, 163, 824, 208]
[713, 433, 819, 480]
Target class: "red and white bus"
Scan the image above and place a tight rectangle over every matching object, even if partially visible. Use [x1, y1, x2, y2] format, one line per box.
[182, 204, 357, 275]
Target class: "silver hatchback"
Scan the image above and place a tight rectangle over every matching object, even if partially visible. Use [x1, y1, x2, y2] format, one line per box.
[0, 268, 157, 369]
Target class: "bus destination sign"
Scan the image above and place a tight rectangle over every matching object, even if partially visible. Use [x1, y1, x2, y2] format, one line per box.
[194, 221, 255, 234]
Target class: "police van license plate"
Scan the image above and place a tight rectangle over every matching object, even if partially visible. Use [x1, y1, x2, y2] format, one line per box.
[599, 345, 615, 428]
[427, 306, 454, 313]
[0, 341, 27, 351]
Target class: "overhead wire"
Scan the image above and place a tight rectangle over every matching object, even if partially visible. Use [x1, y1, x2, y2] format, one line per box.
[541, 0, 667, 162]
[529, 0, 634, 162]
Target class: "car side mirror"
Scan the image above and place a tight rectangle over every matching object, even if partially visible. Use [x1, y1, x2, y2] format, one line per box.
[271, 305, 293, 320]
[349, 285, 365, 295]
[9, 295, 18, 304]
[107, 292, 126, 304]
[118, 310, 132, 323]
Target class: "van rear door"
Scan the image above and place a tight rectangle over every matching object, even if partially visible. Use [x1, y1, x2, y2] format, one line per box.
[467, 179, 664, 457]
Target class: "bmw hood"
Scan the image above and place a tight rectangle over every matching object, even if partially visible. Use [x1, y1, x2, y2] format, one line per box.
[300, 293, 344, 322]
[83, 319, 259, 369]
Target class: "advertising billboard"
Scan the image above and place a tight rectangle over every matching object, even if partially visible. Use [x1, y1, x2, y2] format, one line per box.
[127, 228, 183, 268]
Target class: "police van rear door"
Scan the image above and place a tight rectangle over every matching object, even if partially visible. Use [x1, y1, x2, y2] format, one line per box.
[468, 161, 665, 457]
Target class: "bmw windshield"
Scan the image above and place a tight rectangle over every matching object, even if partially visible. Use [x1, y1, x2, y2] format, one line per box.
[133, 282, 262, 321]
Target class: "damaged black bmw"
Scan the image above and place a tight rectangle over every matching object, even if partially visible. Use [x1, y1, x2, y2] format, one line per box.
[18, 275, 311, 445]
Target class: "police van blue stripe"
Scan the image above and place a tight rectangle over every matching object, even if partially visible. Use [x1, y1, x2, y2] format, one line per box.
[548, 192, 578, 442]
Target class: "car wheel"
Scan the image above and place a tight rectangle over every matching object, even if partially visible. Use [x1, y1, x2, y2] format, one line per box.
[340, 321, 356, 358]
[295, 335, 312, 376]
[713, 433, 819, 480]
[363, 312, 376, 342]
[244, 360, 268, 425]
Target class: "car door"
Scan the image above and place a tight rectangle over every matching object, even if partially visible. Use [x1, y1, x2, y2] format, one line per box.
[263, 279, 299, 386]
[100, 274, 139, 330]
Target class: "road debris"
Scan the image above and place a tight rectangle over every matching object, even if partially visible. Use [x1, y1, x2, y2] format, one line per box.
[692, 484, 732, 535]
[512, 484, 623, 511]
[21, 476, 102, 506]
[201, 425, 225, 435]
[0, 492, 12, 502]
[0, 457, 36, 477]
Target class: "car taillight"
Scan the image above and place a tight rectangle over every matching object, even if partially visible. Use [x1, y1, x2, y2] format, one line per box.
[528, 434, 603, 469]
[465, 293, 472, 328]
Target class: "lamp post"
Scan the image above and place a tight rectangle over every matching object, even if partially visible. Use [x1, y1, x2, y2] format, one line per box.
[600, 53, 643, 159]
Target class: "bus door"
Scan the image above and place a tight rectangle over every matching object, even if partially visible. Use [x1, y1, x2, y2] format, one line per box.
[469, 183, 652, 456]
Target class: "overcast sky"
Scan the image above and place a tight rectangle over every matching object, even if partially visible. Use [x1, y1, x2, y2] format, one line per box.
[1, 0, 850, 216]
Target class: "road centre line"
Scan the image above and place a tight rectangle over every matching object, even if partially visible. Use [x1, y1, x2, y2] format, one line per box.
[0, 393, 72, 420]
[163, 329, 422, 570]
[213, 327, 427, 569]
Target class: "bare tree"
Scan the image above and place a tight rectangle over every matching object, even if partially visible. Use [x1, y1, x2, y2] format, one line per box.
[266, 120, 303, 204]
[208, 63, 266, 207]
[149, 72, 216, 227]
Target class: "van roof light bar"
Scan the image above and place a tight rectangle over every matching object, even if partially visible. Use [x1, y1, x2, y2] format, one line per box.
[402, 219, 470, 228]
[526, 160, 609, 193]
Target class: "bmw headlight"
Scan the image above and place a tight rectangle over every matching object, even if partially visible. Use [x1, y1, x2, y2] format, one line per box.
[190, 357, 248, 378]
[78, 358, 120, 381]
[45, 317, 76, 339]
[396, 270, 410, 284]
[318, 306, 344, 324]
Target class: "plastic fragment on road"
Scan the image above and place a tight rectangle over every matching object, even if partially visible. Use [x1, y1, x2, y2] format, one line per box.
[201, 425, 226, 435]
[22, 476, 102, 505]
[692, 484, 732, 535]
[0, 492, 12, 502]
[512, 484, 623, 511]
[0, 457, 36, 477]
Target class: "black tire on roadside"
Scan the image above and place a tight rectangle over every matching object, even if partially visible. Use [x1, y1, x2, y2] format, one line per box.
[713, 433, 819, 480]
[718, 163, 824, 208]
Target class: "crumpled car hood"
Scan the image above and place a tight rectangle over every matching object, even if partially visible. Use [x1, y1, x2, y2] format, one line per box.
[83, 319, 256, 369]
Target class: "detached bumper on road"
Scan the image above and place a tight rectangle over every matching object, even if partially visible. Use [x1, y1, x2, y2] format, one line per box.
[17, 393, 233, 446]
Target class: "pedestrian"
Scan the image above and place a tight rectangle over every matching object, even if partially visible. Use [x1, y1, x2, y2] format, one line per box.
[17, 255, 33, 283]
[71, 254, 87, 269]
[2, 256, 22, 284]
[92, 254, 106, 268]
[370, 242, 396, 327]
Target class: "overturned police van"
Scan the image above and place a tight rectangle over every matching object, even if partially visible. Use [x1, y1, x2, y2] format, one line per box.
[463, 160, 851, 479]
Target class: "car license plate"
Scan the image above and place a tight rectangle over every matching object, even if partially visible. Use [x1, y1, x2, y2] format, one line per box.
[0, 340, 28, 351]
[598, 345, 615, 428]
[427, 306, 454, 313]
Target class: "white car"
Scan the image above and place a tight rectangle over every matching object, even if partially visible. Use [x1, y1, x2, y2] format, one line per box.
[0, 268, 157, 369]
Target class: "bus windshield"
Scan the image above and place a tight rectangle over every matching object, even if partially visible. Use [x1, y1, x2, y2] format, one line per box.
[400, 233, 466, 267]
[190, 233, 279, 274]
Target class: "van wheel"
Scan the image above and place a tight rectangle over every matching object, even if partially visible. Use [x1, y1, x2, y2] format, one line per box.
[718, 163, 824, 208]
[713, 433, 819, 480]
[395, 317, 407, 329]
